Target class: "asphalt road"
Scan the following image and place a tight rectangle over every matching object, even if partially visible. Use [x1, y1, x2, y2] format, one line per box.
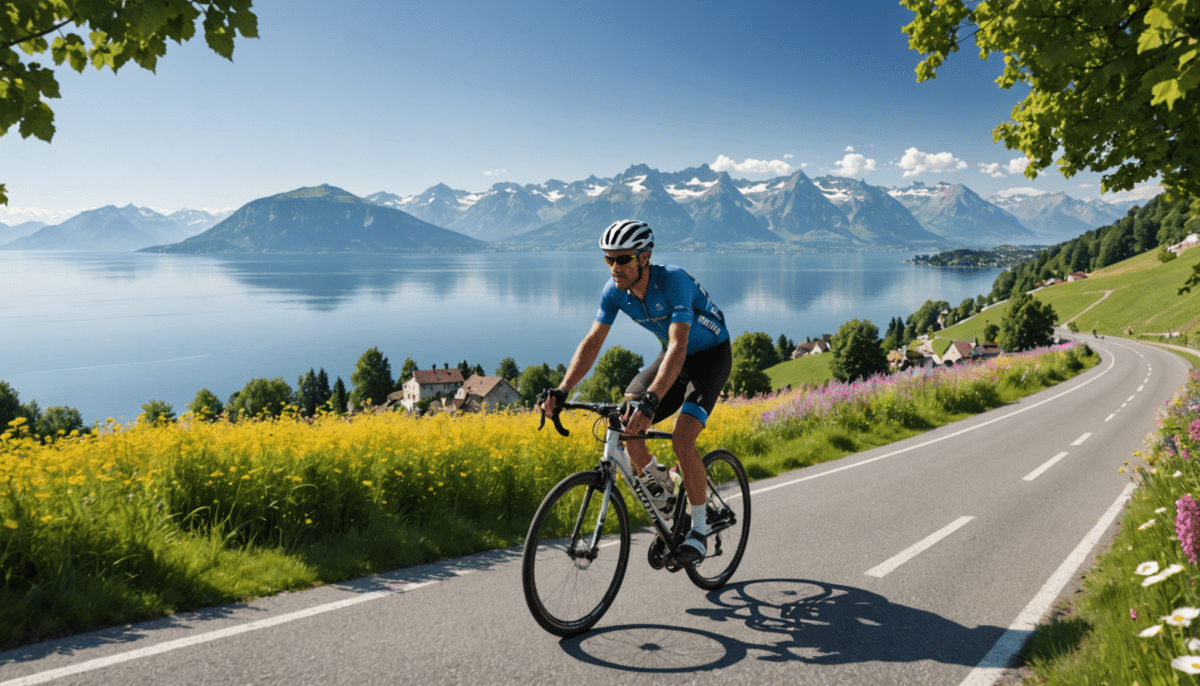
[0, 335, 1192, 686]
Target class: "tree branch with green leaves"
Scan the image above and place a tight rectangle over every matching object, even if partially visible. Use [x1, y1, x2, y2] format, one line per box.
[0, 0, 259, 205]
[901, 0, 1200, 200]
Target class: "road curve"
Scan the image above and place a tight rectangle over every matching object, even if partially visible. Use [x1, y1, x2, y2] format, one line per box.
[0, 336, 1191, 686]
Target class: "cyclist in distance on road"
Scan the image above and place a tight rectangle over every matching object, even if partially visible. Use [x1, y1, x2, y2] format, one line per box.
[542, 219, 732, 566]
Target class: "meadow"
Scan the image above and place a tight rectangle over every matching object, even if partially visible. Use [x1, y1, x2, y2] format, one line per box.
[0, 342, 1097, 648]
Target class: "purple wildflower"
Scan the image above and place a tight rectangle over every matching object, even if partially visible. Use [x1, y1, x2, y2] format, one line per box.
[1176, 494, 1200, 564]
[1190, 419, 1200, 442]
[1131, 608, 1138, 621]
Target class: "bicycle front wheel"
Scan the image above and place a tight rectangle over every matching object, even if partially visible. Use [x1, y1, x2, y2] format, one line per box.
[522, 470, 630, 637]
[686, 449, 751, 590]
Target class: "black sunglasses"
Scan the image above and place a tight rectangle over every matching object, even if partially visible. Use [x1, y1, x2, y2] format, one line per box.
[603, 254, 640, 266]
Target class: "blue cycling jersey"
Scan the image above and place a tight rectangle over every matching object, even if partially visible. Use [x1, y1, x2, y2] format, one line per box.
[595, 263, 730, 354]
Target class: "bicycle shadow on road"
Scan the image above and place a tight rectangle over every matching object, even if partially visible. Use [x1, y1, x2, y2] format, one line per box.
[560, 578, 1009, 673]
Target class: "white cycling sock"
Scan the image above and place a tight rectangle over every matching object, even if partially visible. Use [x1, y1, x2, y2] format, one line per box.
[691, 503, 711, 536]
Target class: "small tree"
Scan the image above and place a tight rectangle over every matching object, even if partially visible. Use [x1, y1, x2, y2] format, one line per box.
[775, 333, 795, 363]
[575, 347, 643, 403]
[315, 368, 332, 408]
[398, 357, 419, 387]
[983, 323, 1000, 343]
[998, 293, 1059, 352]
[829, 319, 889, 383]
[189, 388, 224, 420]
[36, 405, 86, 437]
[228, 378, 293, 421]
[496, 357, 521, 384]
[732, 331, 781, 372]
[350, 347, 394, 409]
[140, 399, 175, 424]
[517, 363, 563, 408]
[0, 381, 22, 430]
[726, 355, 772, 398]
[294, 368, 320, 417]
[330, 377, 348, 414]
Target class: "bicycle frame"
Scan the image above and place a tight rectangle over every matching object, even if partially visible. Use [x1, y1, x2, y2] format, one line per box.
[545, 400, 736, 566]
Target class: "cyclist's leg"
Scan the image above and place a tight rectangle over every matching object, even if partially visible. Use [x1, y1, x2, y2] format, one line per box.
[623, 351, 686, 472]
[671, 340, 732, 483]
[673, 340, 732, 563]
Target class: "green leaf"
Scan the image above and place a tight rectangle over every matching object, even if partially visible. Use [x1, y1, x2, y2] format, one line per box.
[17, 101, 55, 141]
[1152, 78, 1184, 110]
[0, 183, 7, 206]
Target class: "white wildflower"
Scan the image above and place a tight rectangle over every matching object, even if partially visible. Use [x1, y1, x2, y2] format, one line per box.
[1172, 656, 1200, 674]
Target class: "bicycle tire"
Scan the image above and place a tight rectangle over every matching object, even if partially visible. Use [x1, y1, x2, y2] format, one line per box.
[685, 449, 751, 590]
[522, 470, 631, 637]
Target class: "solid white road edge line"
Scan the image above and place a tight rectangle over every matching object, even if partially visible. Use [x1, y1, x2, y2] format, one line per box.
[0, 581, 440, 686]
[957, 482, 1136, 686]
[750, 346, 1117, 497]
[865, 516, 974, 578]
[1023, 452, 1070, 482]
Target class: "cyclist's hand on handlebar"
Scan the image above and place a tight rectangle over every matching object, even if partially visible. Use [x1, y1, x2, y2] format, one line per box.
[538, 388, 570, 437]
[621, 391, 658, 435]
[540, 387, 567, 418]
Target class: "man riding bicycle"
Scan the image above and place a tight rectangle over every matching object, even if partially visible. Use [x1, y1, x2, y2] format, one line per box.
[541, 219, 732, 566]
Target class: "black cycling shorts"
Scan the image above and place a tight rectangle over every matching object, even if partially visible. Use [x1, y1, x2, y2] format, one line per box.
[625, 339, 732, 427]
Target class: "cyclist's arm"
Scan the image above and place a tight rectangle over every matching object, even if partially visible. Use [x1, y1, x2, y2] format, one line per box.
[558, 320, 610, 395]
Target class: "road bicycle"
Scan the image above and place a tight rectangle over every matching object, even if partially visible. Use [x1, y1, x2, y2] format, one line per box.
[521, 396, 751, 637]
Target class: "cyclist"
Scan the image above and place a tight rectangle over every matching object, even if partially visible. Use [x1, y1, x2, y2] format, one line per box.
[542, 219, 732, 566]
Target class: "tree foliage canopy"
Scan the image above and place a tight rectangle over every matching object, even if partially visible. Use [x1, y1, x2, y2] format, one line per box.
[829, 319, 889, 383]
[227, 377, 291, 421]
[997, 293, 1059, 352]
[1, 0, 259, 204]
[349, 348, 393, 409]
[575, 346, 643, 403]
[902, 0, 1200, 198]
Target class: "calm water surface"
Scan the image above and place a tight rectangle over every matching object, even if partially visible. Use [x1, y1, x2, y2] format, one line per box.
[0, 251, 1001, 423]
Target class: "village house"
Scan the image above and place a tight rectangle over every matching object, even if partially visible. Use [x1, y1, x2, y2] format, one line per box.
[393, 367, 465, 411]
[452, 375, 522, 413]
[791, 334, 832, 359]
[941, 340, 975, 365]
[1067, 272, 1088, 282]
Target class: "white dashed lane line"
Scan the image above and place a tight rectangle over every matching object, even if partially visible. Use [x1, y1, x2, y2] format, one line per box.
[865, 516, 974, 578]
[1024, 452, 1070, 482]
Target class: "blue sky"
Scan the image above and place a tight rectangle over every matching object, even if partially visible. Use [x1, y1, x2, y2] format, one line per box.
[0, 0, 1163, 224]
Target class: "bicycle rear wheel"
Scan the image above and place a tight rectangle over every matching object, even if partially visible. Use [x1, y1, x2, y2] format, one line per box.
[685, 449, 751, 590]
[522, 470, 630, 637]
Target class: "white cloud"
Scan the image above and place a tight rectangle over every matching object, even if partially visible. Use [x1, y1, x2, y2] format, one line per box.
[978, 162, 1005, 178]
[711, 155, 794, 175]
[832, 153, 876, 177]
[845, 145, 855, 152]
[1006, 157, 1030, 174]
[483, 169, 507, 177]
[783, 153, 794, 159]
[897, 147, 968, 177]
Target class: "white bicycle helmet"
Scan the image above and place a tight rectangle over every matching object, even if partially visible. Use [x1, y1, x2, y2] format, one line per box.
[599, 220, 654, 251]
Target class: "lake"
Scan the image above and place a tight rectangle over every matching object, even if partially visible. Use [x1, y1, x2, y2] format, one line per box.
[0, 250, 1002, 424]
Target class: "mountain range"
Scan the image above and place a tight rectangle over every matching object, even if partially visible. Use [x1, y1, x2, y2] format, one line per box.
[140, 185, 485, 254]
[0, 206, 230, 251]
[368, 163, 1139, 251]
[2, 163, 1145, 254]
